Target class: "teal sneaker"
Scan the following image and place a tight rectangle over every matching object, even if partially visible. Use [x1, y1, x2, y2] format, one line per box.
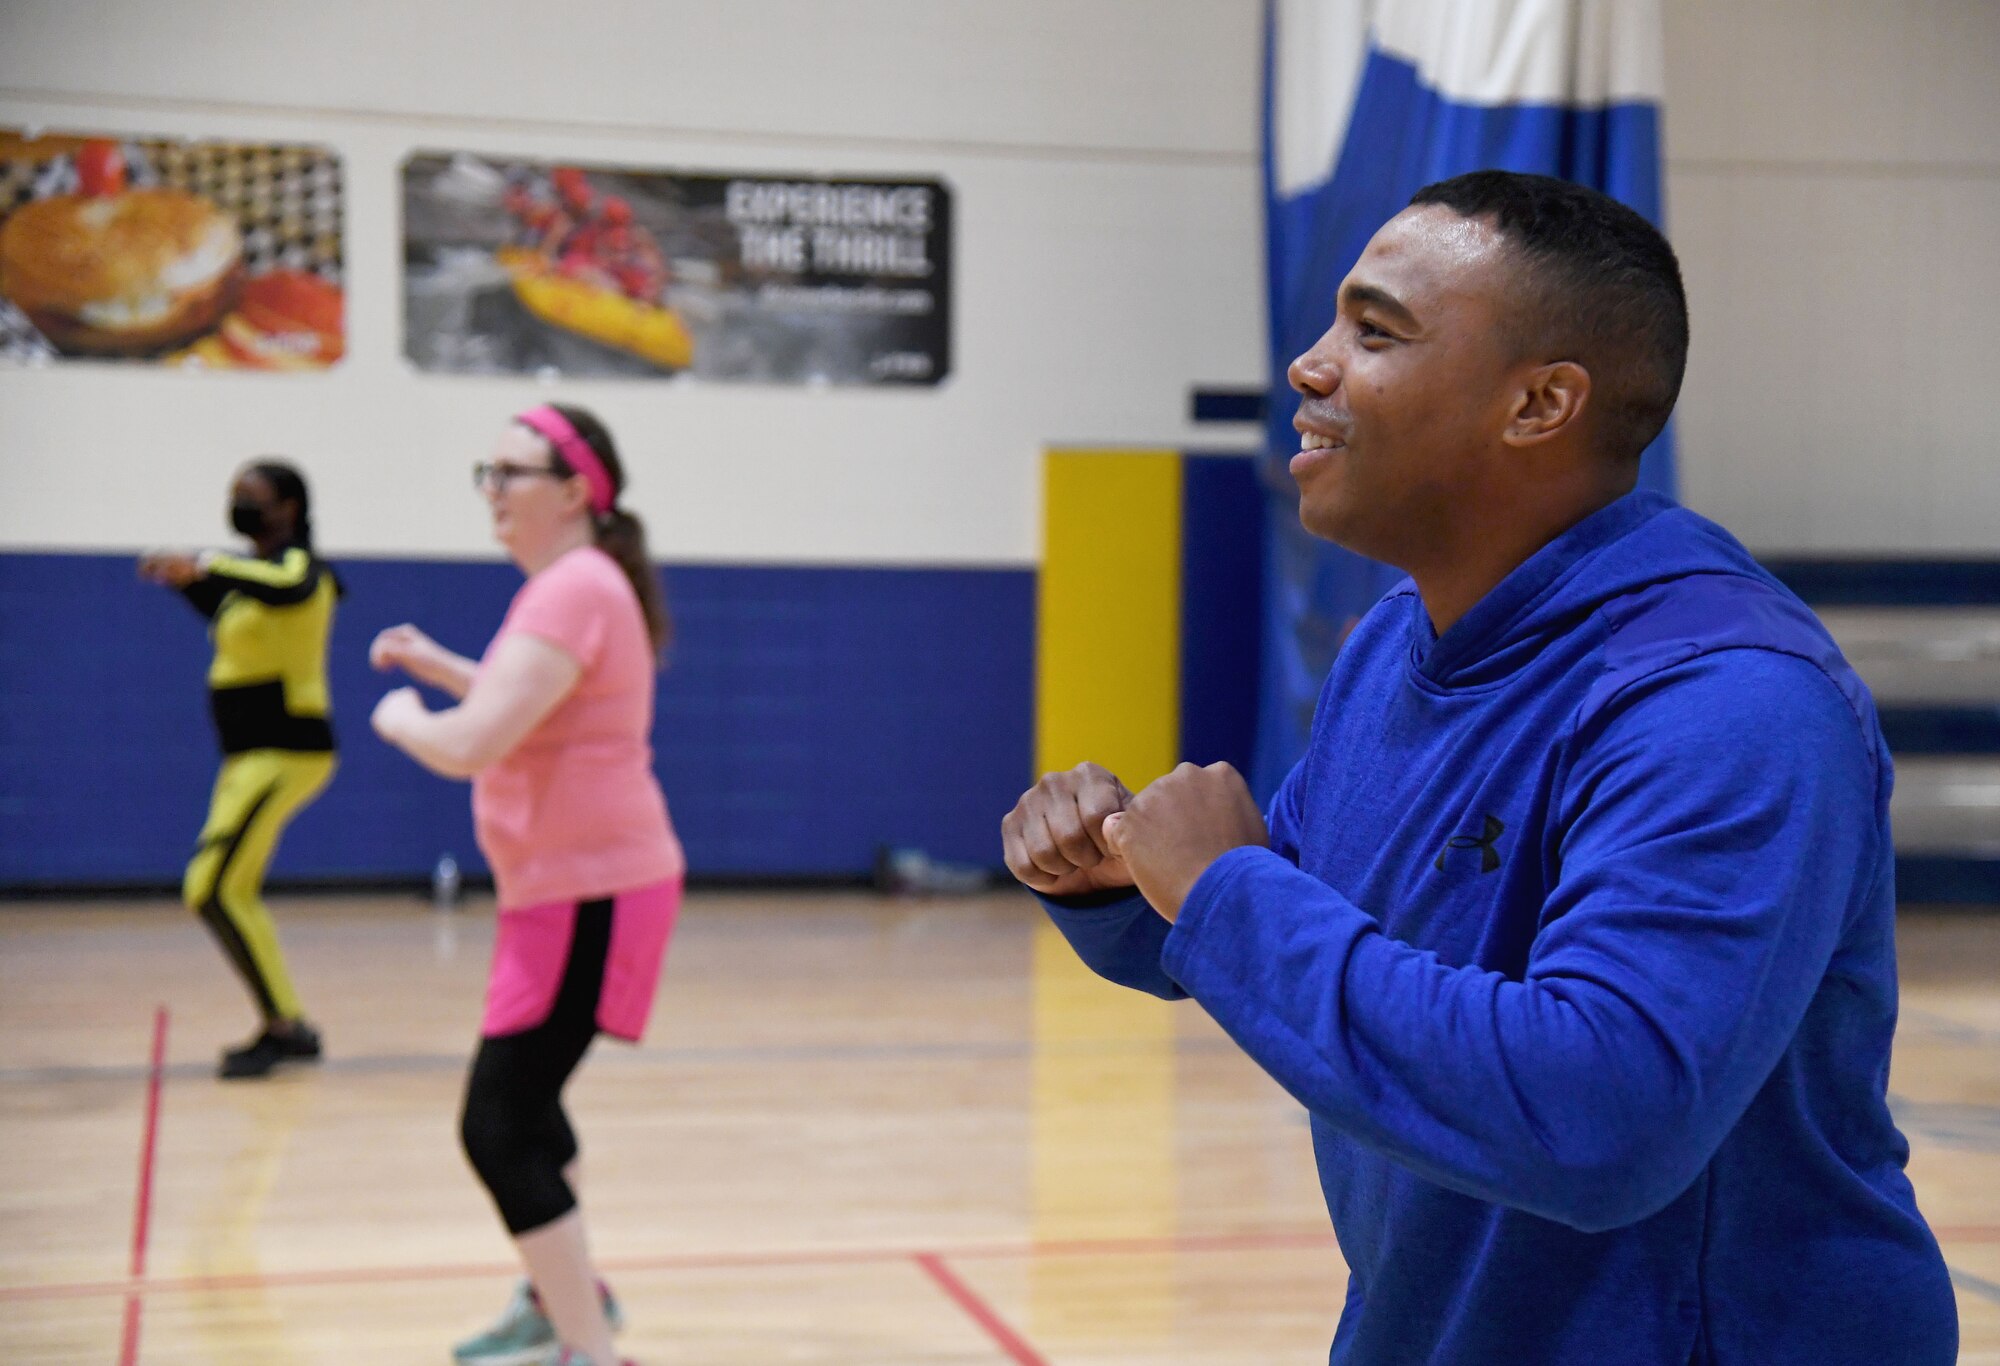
[453, 1279, 623, 1366]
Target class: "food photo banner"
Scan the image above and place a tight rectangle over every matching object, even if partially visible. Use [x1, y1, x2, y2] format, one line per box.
[0, 128, 344, 369]
[402, 151, 951, 385]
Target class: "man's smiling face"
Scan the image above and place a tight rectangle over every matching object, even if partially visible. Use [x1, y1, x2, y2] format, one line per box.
[1286, 205, 1528, 568]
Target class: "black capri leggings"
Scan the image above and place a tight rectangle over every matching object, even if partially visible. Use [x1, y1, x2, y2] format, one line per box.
[460, 898, 611, 1236]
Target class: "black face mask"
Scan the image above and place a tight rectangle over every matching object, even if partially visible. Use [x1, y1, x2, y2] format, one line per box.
[231, 501, 269, 537]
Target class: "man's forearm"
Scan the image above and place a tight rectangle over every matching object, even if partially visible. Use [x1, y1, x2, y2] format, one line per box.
[1039, 889, 1188, 1001]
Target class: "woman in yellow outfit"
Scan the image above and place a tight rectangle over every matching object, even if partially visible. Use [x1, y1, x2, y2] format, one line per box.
[139, 461, 340, 1079]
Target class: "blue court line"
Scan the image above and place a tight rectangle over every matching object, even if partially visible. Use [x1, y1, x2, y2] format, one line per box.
[0, 1033, 1238, 1088]
[1951, 1264, 2000, 1307]
[1889, 1095, 2000, 1153]
[1893, 1004, 2000, 1160]
[1896, 1008, 2000, 1049]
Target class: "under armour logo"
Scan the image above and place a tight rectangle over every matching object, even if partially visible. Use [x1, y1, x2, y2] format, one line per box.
[1435, 815, 1506, 873]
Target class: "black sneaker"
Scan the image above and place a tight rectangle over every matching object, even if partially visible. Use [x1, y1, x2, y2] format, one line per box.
[218, 1022, 323, 1080]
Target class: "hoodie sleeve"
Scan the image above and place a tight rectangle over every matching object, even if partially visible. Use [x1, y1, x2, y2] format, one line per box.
[1032, 887, 1186, 999]
[198, 547, 323, 606]
[1160, 649, 1878, 1232]
[178, 577, 231, 619]
[1036, 759, 1313, 1001]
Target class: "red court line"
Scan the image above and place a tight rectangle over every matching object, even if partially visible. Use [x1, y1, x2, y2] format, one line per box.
[0, 1225, 1339, 1305]
[914, 1252, 1048, 1366]
[116, 1006, 169, 1366]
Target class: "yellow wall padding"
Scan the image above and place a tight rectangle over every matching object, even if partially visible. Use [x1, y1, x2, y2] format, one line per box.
[1036, 449, 1181, 787]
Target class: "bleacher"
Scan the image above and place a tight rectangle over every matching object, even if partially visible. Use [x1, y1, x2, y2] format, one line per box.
[1769, 561, 2000, 905]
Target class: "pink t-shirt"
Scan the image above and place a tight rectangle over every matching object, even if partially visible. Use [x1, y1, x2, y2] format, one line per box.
[472, 545, 685, 909]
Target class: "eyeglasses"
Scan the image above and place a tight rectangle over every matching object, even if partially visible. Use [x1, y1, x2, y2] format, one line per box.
[472, 460, 569, 491]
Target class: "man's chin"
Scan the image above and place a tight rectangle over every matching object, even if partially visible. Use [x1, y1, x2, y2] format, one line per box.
[1297, 497, 1356, 547]
[1302, 504, 1403, 572]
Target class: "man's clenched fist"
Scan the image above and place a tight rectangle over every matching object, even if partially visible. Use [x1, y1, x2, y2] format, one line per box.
[1101, 761, 1268, 921]
[1002, 762, 1135, 899]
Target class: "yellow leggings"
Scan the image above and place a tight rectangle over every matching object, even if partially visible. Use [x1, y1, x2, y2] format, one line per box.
[182, 750, 335, 1024]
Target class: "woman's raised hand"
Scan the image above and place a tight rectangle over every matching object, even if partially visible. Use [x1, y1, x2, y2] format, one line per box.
[369, 623, 435, 675]
[137, 550, 202, 587]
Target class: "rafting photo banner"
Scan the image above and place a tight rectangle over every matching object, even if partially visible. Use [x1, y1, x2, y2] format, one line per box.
[0, 127, 345, 370]
[402, 151, 952, 386]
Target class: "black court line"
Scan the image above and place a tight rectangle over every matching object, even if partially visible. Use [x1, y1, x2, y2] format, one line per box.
[0, 1033, 1238, 1088]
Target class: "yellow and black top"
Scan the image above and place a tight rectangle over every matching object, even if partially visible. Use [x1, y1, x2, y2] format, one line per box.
[182, 544, 341, 755]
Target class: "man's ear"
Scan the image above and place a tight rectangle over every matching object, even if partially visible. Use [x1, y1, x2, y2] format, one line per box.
[1502, 360, 1591, 448]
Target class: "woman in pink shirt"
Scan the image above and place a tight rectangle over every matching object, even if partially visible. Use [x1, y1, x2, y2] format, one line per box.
[371, 404, 682, 1366]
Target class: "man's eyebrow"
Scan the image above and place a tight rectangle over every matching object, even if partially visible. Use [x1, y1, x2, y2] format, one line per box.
[1340, 282, 1420, 330]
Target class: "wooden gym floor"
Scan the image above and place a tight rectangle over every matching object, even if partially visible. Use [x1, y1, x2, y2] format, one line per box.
[3, 891, 1997, 1364]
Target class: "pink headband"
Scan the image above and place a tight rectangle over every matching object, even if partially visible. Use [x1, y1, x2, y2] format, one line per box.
[515, 406, 615, 516]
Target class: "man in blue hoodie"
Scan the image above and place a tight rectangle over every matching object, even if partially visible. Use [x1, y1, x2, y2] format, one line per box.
[1003, 171, 1957, 1364]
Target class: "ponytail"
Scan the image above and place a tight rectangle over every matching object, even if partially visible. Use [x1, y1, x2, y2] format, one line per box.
[595, 506, 671, 659]
[542, 404, 671, 665]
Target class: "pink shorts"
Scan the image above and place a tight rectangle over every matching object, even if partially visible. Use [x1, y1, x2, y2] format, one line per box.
[481, 878, 682, 1041]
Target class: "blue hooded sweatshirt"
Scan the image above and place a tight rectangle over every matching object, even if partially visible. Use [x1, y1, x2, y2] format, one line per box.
[1040, 492, 1956, 1364]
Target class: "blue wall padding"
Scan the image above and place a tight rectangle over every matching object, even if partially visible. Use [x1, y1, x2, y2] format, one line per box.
[0, 552, 1033, 886]
[1179, 455, 1266, 774]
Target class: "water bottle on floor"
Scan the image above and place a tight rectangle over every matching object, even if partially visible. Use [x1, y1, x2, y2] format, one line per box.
[432, 853, 461, 911]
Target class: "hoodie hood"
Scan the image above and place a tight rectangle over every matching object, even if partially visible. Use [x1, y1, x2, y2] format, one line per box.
[1411, 491, 1784, 690]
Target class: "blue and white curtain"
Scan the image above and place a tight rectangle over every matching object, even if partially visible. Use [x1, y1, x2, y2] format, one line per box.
[1254, 0, 1676, 797]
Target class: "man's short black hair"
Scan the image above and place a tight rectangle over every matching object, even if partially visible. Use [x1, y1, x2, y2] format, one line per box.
[1409, 171, 1688, 462]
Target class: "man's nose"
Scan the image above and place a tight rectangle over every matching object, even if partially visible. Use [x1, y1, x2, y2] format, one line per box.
[1287, 335, 1340, 395]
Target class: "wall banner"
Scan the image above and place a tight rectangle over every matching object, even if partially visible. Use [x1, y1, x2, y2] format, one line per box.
[0, 129, 344, 369]
[402, 151, 951, 386]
